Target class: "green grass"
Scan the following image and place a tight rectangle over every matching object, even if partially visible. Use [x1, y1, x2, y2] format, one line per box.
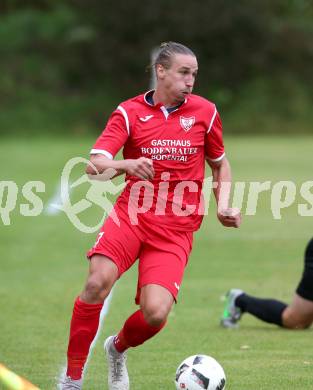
[0, 135, 312, 389]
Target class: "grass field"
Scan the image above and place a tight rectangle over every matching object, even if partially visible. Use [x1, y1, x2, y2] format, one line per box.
[0, 135, 313, 389]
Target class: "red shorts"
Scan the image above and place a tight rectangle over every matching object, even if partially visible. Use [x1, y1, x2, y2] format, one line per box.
[87, 206, 193, 303]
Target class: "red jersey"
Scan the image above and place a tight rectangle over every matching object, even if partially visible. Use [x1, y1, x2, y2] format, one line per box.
[90, 91, 225, 231]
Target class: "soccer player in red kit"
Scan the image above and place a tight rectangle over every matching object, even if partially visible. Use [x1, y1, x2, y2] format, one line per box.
[60, 42, 241, 390]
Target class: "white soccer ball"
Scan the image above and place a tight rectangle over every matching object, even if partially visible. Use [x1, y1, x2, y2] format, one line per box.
[175, 354, 226, 390]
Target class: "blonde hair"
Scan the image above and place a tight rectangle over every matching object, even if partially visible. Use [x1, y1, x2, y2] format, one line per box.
[154, 41, 196, 70]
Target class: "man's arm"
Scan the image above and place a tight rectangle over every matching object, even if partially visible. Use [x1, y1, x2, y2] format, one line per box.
[207, 157, 241, 228]
[86, 154, 155, 181]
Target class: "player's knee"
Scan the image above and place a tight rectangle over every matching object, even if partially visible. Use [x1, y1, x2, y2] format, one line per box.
[284, 320, 311, 330]
[83, 276, 111, 302]
[142, 303, 169, 326]
[282, 311, 312, 330]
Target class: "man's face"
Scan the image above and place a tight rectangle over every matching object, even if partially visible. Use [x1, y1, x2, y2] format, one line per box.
[157, 53, 198, 104]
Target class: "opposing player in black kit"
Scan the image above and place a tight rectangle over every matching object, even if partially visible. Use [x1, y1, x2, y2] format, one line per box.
[221, 238, 313, 329]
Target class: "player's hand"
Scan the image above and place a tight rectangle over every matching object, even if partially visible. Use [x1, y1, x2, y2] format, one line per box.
[125, 157, 155, 180]
[217, 207, 241, 228]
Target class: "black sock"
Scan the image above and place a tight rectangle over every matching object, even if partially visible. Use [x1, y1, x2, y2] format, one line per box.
[235, 294, 287, 326]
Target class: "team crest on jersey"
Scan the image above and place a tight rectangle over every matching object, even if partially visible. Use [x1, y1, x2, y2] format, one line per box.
[180, 116, 195, 132]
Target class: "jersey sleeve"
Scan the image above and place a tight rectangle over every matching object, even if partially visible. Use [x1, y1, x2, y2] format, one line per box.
[90, 107, 129, 159]
[205, 109, 225, 162]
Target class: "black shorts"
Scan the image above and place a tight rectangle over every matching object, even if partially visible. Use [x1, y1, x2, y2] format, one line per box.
[296, 238, 313, 301]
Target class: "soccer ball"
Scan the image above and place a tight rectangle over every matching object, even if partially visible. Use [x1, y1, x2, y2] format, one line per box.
[175, 355, 226, 390]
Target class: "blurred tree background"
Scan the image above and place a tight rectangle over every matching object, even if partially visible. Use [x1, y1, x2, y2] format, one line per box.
[0, 0, 312, 136]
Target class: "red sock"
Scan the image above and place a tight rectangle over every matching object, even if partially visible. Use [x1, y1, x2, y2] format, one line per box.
[66, 297, 103, 380]
[114, 309, 166, 353]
